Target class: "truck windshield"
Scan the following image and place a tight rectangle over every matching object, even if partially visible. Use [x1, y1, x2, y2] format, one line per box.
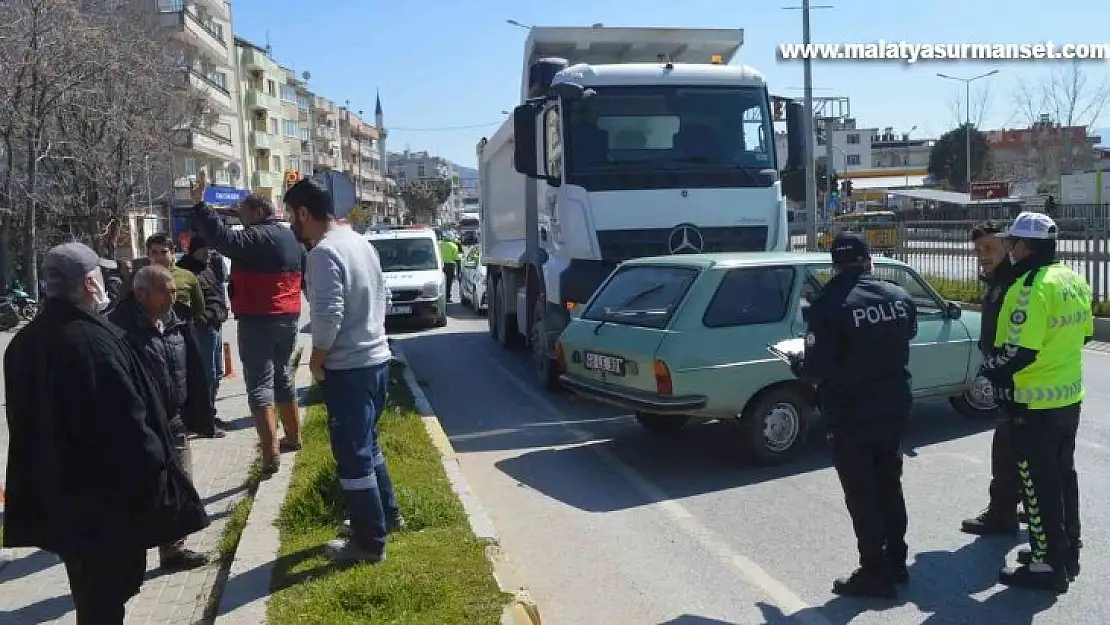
[369, 238, 439, 272]
[563, 85, 775, 190]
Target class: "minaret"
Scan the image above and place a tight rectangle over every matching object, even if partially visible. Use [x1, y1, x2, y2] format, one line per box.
[375, 90, 387, 172]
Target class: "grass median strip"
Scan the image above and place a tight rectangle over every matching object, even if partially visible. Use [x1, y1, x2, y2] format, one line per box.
[925, 274, 1110, 317]
[267, 362, 508, 625]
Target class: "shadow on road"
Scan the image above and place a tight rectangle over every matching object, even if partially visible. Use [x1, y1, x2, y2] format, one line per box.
[754, 536, 1056, 623]
[659, 616, 738, 624]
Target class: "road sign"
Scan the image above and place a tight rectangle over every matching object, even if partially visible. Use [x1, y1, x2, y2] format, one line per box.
[312, 170, 357, 219]
[970, 181, 1009, 201]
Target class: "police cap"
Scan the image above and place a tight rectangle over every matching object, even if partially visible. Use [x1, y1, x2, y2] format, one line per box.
[830, 232, 871, 265]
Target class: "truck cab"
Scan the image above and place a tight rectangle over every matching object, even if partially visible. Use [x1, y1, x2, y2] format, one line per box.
[479, 26, 807, 389]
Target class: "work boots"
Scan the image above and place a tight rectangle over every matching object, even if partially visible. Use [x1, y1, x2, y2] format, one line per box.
[999, 564, 1070, 593]
[831, 567, 897, 599]
[960, 507, 1019, 536]
[1017, 539, 1082, 580]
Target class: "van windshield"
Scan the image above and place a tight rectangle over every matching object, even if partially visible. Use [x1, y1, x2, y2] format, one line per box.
[583, 265, 699, 329]
[369, 238, 439, 272]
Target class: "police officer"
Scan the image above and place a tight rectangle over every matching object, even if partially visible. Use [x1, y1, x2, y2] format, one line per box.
[792, 232, 918, 598]
[979, 212, 1092, 593]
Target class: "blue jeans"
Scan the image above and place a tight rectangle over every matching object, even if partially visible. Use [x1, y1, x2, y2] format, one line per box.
[196, 324, 222, 409]
[321, 362, 399, 555]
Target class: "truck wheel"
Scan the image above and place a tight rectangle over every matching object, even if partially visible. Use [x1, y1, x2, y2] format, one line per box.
[741, 385, 812, 465]
[635, 413, 690, 436]
[493, 280, 522, 349]
[487, 278, 498, 339]
[531, 298, 560, 391]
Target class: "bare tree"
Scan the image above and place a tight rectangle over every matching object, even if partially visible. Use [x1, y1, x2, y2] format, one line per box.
[947, 81, 993, 128]
[1008, 60, 1110, 181]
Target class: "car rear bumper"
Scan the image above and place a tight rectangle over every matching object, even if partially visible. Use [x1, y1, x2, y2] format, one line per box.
[559, 373, 706, 415]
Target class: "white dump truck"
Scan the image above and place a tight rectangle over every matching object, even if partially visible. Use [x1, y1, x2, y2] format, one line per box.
[478, 25, 806, 387]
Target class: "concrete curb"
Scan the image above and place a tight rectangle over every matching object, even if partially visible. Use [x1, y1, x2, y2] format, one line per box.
[213, 339, 313, 625]
[957, 301, 1110, 342]
[393, 346, 543, 625]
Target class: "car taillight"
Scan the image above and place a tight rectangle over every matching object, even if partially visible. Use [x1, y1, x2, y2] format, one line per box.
[653, 360, 672, 396]
[555, 340, 566, 372]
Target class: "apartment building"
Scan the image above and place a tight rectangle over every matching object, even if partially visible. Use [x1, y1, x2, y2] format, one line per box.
[234, 36, 294, 216]
[987, 115, 1100, 183]
[339, 109, 388, 218]
[156, 0, 245, 254]
[387, 150, 461, 223]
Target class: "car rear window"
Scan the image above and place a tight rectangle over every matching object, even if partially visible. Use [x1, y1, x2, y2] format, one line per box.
[703, 266, 796, 327]
[583, 265, 699, 329]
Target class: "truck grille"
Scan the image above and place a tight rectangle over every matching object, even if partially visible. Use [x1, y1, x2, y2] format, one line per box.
[596, 226, 769, 262]
[391, 289, 420, 302]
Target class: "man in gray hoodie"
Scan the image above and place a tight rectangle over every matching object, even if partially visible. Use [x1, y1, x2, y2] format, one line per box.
[284, 177, 402, 563]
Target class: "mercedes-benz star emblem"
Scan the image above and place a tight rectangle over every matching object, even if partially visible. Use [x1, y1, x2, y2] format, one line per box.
[668, 223, 704, 254]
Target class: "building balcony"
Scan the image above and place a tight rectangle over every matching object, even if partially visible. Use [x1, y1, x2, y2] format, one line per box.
[312, 125, 336, 141]
[160, 8, 228, 66]
[186, 69, 232, 112]
[249, 130, 279, 152]
[313, 153, 338, 169]
[240, 46, 271, 72]
[174, 127, 235, 161]
[252, 170, 283, 188]
[244, 87, 279, 112]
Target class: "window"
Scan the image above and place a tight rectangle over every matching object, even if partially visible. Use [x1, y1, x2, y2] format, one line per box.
[416, 163, 426, 177]
[271, 155, 281, 171]
[183, 157, 197, 176]
[703, 267, 795, 327]
[302, 159, 313, 175]
[846, 133, 861, 144]
[369, 237, 439, 272]
[300, 127, 310, 141]
[583, 265, 700, 329]
[801, 264, 942, 312]
[269, 118, 279, 134]
[544, 105, 562, 179]
[297, 94, 312, 109]
[282, 120, 299, 136]
[287, 154, 299, 172]
[266, 79, 276, 96]
[280, 84, 297, 102]
[847, 154, 861, 166]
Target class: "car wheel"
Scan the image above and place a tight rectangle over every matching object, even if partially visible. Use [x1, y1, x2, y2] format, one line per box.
[950, 375, 998, 418]
[742, 385, 812, 465]
[635, 413, 690, 436]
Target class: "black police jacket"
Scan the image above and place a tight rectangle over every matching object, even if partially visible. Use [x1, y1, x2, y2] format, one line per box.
[797, 267, 918, 431]
[978, 258, 1016, 357]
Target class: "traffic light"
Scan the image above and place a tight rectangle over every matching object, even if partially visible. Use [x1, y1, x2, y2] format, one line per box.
[842, 179, 853, 198]
[830, 173, 839, 190]
[284, 170, 300, 187]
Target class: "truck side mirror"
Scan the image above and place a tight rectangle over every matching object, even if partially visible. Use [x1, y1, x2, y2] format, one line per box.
[512, 104, 539, 178]
[784, 101, 805, 171]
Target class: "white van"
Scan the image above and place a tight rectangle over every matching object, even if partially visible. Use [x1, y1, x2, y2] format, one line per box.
[366, 228, 447, 328]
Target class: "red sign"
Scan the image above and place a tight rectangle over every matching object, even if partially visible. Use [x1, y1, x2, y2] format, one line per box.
[970, 181, 1009, 201]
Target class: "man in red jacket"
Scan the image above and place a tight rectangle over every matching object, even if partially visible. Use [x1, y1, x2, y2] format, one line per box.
[190, 172, 303, 475]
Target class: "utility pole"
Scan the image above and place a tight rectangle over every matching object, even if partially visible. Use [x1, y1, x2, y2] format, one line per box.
[302, 71, 317, 173]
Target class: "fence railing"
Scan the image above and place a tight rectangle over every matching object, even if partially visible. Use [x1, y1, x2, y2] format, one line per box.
[789, 219, 1110, 303]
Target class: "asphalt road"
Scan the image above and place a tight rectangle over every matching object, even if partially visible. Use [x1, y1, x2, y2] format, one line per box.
[393, 303, 1110, 625]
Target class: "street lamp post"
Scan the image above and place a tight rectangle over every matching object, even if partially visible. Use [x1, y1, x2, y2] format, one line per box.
[936, 70, 999, 191]
[903, 124, 917, 187]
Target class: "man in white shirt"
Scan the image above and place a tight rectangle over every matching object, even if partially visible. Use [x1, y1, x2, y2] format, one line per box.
[284, 177, 402, 563]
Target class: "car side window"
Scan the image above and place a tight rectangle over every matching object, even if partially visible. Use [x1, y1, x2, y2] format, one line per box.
[870, 265, 944, 312]
[703, 266, 796, 328]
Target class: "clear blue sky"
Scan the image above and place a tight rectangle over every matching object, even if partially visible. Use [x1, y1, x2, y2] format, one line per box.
[232, 0, 1109, 168]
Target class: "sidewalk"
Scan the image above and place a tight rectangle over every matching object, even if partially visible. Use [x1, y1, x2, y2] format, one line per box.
[0, 321, 261, 625]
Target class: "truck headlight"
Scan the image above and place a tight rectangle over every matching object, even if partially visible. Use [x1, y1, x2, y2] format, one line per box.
[421, 281, 441, 298]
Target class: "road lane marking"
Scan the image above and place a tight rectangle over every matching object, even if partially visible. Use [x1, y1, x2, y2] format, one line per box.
[488, 359, 833, 625]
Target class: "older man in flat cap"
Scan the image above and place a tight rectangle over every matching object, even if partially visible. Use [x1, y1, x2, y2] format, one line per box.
[3, 242, 207, 625]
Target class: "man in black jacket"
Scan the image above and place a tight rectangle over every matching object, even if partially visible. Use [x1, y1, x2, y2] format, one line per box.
[961, 221, 1025, 535]
[178, 234, 230, 427]
[109, 264, 217, 571]
[4, 243, 208, 624]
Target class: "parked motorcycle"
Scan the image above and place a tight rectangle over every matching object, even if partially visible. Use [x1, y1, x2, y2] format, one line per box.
[10, 286, 37, 319]
[0, 296, 21, 331]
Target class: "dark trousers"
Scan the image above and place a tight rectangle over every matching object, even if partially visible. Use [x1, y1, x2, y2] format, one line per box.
[443, 263, 456, 301]
[322, 362, 400, 555]
[63, 548, 146, 625]
[159, 432, 194, 557]
[196, 323, 223, 409]
[1009, 402, 1082, 569]
[832, 427, 909, 570]
[988, 420, 1022, 516]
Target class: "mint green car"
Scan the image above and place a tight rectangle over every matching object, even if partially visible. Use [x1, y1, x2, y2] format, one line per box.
[556, 252, 997, 465]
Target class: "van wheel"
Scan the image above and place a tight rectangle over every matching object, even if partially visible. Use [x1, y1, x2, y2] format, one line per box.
[950, 375, 998, 418]
[434, 314, 448, 328]
[635, 413, 690, 436]
[741, 385, 812, 465]
[494, 280, 522, 349]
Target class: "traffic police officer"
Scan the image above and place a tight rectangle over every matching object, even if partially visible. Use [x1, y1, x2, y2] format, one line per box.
[792, 232, 918, 598]
[979, 212, 1092, 593]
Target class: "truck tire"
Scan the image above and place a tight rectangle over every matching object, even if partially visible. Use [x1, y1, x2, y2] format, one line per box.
[493, 280, 522, 349]
[487, 276, 498, 339]
[531, 298, 560, 391]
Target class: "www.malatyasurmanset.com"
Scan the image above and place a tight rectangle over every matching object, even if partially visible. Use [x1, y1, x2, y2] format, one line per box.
[778, 41, 1110, 63]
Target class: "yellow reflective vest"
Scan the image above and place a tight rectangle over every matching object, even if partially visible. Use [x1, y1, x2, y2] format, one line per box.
[993, 262, 1093, 409]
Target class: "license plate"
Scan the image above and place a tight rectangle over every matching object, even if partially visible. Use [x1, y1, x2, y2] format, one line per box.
[584, 352, 625, 375]
[389, 305, 412, 315]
